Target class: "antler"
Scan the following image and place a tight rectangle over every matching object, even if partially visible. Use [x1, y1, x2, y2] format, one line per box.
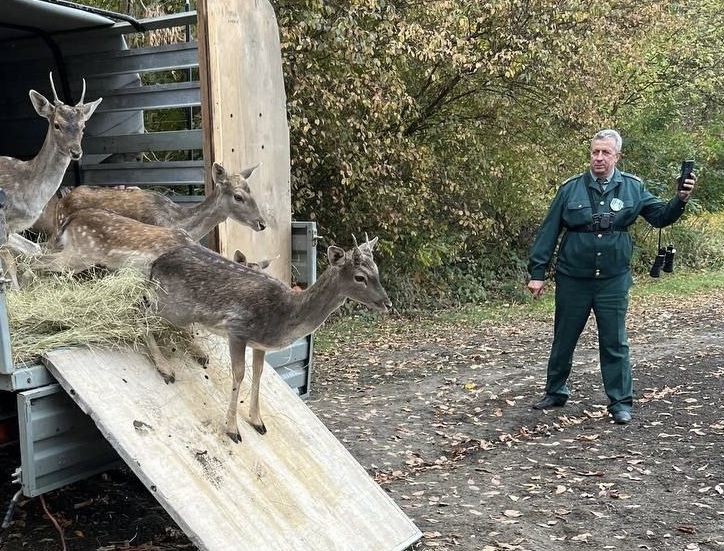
[48, 71, 61, 104]
[77, 78, 87, 105]
[353, 233, 378, 257]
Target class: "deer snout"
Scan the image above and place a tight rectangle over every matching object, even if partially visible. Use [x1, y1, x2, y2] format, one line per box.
[69, 147, 83, 161]
[254, 219, 267, 232]
[372, 298, 392, 313]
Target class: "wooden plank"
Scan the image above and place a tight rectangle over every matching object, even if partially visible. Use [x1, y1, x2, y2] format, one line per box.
[43, 341, 421, 551]
[198, 0, 291, 280]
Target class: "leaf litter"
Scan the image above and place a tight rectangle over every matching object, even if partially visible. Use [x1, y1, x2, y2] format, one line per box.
[0, 289, 722, 550]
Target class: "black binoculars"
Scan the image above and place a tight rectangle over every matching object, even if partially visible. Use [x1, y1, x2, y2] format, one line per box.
[650, 244, 676, 277]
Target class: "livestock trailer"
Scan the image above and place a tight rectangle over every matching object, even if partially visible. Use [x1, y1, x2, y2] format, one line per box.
[0, 3, 422, 549]
[0, 0, 314, 497]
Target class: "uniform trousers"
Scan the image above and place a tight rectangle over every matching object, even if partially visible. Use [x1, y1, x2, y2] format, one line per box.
[544, 271, 633, 413]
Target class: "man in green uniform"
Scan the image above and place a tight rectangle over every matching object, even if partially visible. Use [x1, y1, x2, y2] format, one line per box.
[527, 129, 696, 424]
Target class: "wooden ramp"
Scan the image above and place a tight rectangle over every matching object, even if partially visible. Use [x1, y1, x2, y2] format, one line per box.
[43, 338, 421, 551]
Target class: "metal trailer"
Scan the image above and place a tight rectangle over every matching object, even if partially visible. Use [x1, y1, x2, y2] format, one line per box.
[0, 3, 421, 549]
[0, 0, 315, 497]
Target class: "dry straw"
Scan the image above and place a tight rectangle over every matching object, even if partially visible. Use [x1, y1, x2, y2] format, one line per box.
[6, 266, 185, 366]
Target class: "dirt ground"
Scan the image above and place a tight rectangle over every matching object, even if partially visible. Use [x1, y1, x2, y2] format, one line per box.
[0, 288, 722, 551]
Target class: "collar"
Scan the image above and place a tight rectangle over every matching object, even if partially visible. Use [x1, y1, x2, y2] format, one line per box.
[590, 169, 615, 183]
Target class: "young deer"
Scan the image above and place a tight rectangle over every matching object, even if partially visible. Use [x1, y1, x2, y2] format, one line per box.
[148, 236, 391, 443]
[53, 162, 266, 241]
[0, 73, 102, 235]
[31, 208, 196, 276]
[0, 73, 101, 287]
[32, 181, 270, 279]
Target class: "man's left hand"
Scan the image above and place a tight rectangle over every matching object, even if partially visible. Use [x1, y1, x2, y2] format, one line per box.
[678, 173, 696, 202]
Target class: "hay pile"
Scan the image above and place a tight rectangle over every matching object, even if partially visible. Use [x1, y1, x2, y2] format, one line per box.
[6, 266, 184, 366]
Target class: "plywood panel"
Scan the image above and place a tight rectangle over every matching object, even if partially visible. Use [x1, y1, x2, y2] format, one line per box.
[43, 339, 421, 551]
[198, 0, 291, 283]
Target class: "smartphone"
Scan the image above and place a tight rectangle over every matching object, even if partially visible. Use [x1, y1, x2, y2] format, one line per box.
[677, 159, 695, 191]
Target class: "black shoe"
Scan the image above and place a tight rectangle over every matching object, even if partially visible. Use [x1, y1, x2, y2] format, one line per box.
[532, 395, 566, 410]
[612, 411, 632, 425]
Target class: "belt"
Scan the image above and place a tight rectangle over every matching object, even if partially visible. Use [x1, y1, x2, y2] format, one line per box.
[567, 225, 628, 233]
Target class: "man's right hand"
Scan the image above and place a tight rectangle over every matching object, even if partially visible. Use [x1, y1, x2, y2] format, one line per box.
[528, 279, 545, 299]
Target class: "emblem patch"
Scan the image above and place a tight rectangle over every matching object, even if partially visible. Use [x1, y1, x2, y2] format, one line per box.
[610, 198, 624, 212]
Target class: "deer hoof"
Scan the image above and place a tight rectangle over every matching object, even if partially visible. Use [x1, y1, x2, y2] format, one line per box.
[226, 431, 242, 444]
[253, 423, 267, 436]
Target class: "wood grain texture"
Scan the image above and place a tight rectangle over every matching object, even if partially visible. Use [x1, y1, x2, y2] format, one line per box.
[43, 335, 420, 551]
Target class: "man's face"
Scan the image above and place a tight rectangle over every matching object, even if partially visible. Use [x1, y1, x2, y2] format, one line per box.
[590, 137, 620, 178]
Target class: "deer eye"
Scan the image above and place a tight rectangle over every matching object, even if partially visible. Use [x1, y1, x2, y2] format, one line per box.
[354, 275, 366, 284]
[233, 194, 246, 203]
[54, 122, 61, 130]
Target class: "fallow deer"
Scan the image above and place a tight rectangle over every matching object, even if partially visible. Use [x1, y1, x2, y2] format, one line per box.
[232, 250, 272, 271]
[148, 235, 391, 442]
[52, 161, 266, 242]
[0, 73, 102, 235]
[0, 72, 102, 286]
[32, 208, 195, 275]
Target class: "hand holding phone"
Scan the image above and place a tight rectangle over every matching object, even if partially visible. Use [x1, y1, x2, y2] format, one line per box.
[677, 159, 695, 191]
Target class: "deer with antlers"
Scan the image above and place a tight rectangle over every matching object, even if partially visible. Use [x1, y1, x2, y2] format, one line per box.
[147, 235, 391, 443]
[0, 72, 102, 285]
[1, 72, 102, 234]
[50, 161, 266, 242]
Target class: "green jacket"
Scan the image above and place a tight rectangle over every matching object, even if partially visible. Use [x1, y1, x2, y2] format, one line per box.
[528, 168, 687, 280]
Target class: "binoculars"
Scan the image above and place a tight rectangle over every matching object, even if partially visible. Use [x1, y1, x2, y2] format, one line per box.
[649, 244, 676, 277]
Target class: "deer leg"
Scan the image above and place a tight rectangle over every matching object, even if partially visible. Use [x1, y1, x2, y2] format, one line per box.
[145, 332, 175, 383]
[0, 248, 20, 290]
[224, 336, 247, 443]
[187, 338, 210, 367]
[31, 250, 94, 274]
[249, 348, 267, 435]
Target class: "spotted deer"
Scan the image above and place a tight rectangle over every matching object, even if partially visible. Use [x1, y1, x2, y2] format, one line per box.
[51, 161, 266, 242]
[148, 235, 391, 442]
[32, 208, 196, 275]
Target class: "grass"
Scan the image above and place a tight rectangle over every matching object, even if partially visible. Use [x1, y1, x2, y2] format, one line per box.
[631, 268, 724, 296]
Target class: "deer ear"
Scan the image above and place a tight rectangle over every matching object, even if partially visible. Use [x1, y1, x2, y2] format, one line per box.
[81, 97, 103, 121]
[212, 162, 226, 183]
[327, 245, 346, 267]
[29, 90, 53, 118]
[240, 162, 261, 180]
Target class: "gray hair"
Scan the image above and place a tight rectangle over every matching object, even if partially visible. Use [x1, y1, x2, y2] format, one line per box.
[592, 129, 623, 153]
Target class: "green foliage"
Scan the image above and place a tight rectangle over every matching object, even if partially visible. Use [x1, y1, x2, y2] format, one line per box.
[270, 0, 724, 309]
[79, 0, 724, 309]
